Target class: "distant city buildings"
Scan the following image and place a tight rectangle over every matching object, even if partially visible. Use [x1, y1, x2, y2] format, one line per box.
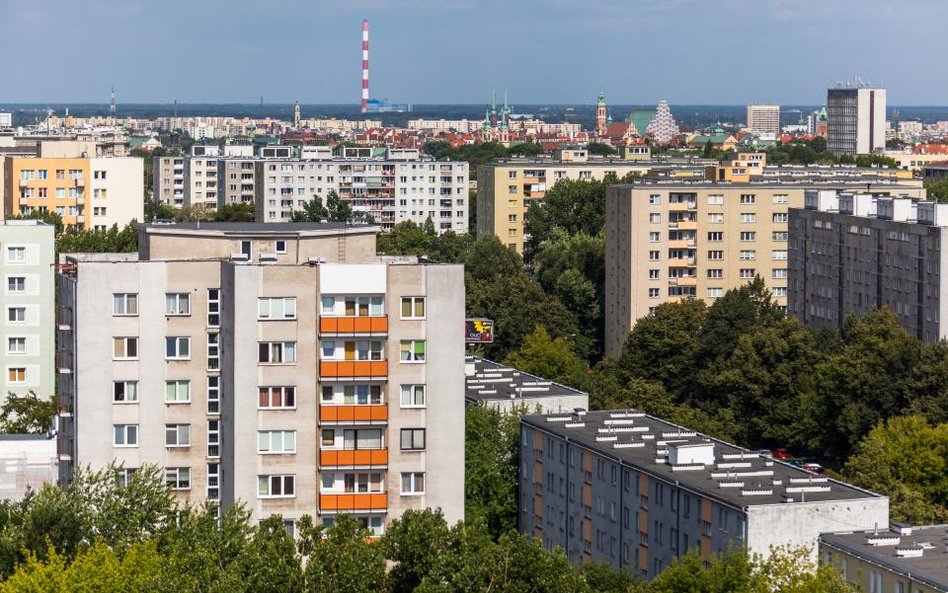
[745, 105, 780, 136]
[827, 85, 886, 155]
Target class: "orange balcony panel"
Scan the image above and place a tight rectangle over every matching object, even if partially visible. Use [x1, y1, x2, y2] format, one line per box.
[320, 316, 388, 335]
[320, 404, 388, 423]
[319, 360, 388, 379]
[320, 448, 388, 467]
[320, 492, 388, 512]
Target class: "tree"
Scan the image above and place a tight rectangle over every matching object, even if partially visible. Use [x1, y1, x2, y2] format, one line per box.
[464, 405, 520, 539]
[325, 190, 355, 223]
[290, 195, 328, 222]
[144, 199, 177, 222]
[298, 514, 386, 593]
[461, 234, 523, 283]
[702, 140, 716, 158]
[0, 391, 56, 434]
[240, 516, 303, 593]
[423, 140, 454, 159]
[925, 177, 948, 203]
[383, 509, 454, 593]
[503, 326, 586, 387]
[214, 202, 255, 222]
[585, 143, 617, 156]
[507, 142, 544, 157]
[13, 211, 64, 236]
[57, 223, 139, 253]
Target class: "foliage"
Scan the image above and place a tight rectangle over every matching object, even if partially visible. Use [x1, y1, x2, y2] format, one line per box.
[11, 211, 64, 235]
[421, 141, 510, 178]
[144, 200, 177, 222]
[376, 220, 475, 262]
[585, 143, 617, 156]
[464, 405, 521, 540]
[213, 202, 255, 222]
[57, 223, 138, 253]
[298, 514, 386, 593]
[925, 176, 948, 203]
[0, 391, 56, 434]
[383, 509, 454, 593]
[507, 142, 544, 157]
[503, 326, 586, 387]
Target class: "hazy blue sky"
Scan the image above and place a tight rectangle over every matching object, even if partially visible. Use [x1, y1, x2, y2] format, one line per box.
[3, 0, 946, 105]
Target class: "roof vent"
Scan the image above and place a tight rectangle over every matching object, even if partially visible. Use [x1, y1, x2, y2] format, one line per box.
[668, 442, 714, 466]
[894, 546, 924, 558]
[230, 252, 249, 261]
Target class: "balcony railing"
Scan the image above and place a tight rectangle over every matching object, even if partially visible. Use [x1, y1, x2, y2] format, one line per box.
[319, 492, 388, 512]
[319, 316, 387, 336]
[320, 448, 388, 467]
[320, 404, 388, 423]
[319, 360, 388, 380]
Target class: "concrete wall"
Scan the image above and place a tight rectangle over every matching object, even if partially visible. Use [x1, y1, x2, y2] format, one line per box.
[89, 157, 144, 229]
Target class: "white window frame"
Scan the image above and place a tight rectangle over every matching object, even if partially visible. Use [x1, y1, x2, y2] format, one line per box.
[165, 380, 191, 403]
[400, 340, 426, 363]
[400, 384, 425, 408]
[113, 293, 138, 316]
[275, 240, 287, 254]
[258, 474, 295, 498]
[7, 367, 26, 384]
[113, 380, 138, 403]
[7, 337, 26, 355]
[258, 386, 296, 409]
[113, 424, 139, 447]
[113, 337, 139, 360]
[258, 341, 297, 364]
[6, 246, 26, 263]
[7, 276, 25, 293]
[401, 472, 425, 495]
[165, 336, 191, 360]
[7, 307, 26, 323]
[258, 297, 297, 320]
[165, 293, 191, 316]
[400, 296, 425, 319]
[165, 424, 191, 447]
[258, 430, 297, 454]
[166, 467, 191, 490]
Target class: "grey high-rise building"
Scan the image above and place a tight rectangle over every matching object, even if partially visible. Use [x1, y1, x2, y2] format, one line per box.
[827, 87, 886, 156]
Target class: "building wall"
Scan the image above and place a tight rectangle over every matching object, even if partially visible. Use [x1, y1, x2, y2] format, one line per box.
[746, 105, 780, 136]
[4, 157, 91, 228]
[153, 156, 185, 207]
[0, 436, 58, 500]
[89, 157, 145, 229]
[0, 222, 55, 402]
[218, 158, 258, 205]
[185, 156, 220, 209]
[819, 542, 945, 593]
[479, 393, 589, 415]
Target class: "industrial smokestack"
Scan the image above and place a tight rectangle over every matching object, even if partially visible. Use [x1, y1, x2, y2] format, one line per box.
[361, 19, 369, 114]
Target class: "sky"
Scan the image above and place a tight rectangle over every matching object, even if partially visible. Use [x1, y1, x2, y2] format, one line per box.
[2, 0, 947, 105]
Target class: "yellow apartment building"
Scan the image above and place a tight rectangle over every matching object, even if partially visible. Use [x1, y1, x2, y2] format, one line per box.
[3, 157, 90, 229]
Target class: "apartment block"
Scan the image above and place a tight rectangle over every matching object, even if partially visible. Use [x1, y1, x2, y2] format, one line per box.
[3, 151, 143, 229]
[820, 525, 948, 593]
[1, 221, 54, 403]
[745, 105, 780, 136]
[827, 87, 886, 156]
[520, 410, 889, 577]
[56, 223, 465, 532]
[153, 155, 185, 207]
[789, 191, 948, 343]
[477, 150, 653, 254]
[464, 356, 589, 414]
[604, 178, 925, 355]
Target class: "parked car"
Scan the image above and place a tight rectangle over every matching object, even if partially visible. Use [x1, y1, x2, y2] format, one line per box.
[772, 447, 793, 460]
[801, 462, 824, 474]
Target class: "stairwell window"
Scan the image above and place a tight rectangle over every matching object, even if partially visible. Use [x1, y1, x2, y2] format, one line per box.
[400, 385, 425, 408]
[113, 337, 138, 360]
[258, 297, 297, 320]
[258, 430, 297, 454]
[400, 340, 426, 362]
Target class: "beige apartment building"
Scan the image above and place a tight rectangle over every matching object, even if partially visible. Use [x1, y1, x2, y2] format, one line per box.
[604, 177, 925, 355]
[477, 149, 654, 254]
[57, 223, 465, 533]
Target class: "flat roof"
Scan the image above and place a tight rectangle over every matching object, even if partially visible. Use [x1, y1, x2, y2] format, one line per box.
[821, 526, 948, 591]
[139, 222, 380, 236]
[614, 179, 922, 189]
[464, 356, 587, 404]
[522, 409, 881, 509]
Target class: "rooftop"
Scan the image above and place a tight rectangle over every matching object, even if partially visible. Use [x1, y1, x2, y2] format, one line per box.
[464, 356, 588, 406]
[139, 222, 380, 236]
[821, 525, 948, 592]
[522, 409, 881, 509]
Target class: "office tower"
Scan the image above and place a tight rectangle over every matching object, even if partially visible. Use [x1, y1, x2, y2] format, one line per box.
[745, 105, 780, 135]
[56, 223, 465, 532]
[827, 86, 886, 156]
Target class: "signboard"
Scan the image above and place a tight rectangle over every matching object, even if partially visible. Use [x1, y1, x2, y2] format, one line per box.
[465, 319, 495, 344]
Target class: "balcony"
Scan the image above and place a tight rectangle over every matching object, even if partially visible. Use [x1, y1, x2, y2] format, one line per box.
[319, 316, 388, 336]
[675, 220, 698, 230]
[666, 257, 696, 267]
[669, 276, 697, 286]
[668, 202, 694, 212]
[319, 360, 388, 380]
[668, 239, 689, 249]
[320, 448, 388, 468]
[320, 404, 388, 424]
[319, 492, 388, 513]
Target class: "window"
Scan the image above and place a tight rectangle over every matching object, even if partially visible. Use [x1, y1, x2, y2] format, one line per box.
[166, 468, 191, 490]
[8, 307, 25, 323]
[113, 337, 138, 359]
[165, 424, 191, 447]
[207, 376, 220, 414]
[649, 213, 661, 223]
[207, 463, 220, 500]
[707, 250, 724, 260]
[772, 213, 789, 223]
[648, 232, 660, 242]
[739, 268, 756, 279]
[165, 380, 190, 403]
[275, 240, 287, 254]
[772, 250, 788, 261]
[240, 240, 252, 258]
[258, 430, 297, 454]
[401, 297, 425, 319]
[165, 337, 190, 360]
[771, 287, 787, 297]
[707, 232, 723, 241]
[7, 277, 25, 293]
[740, 213, 757, 223]
[740, 232, 756, 241]
[772, 194, 788, 204]
[400, 428, 426, 451]
[707, 194, 724, 205]
[707, 213, 724, 223]
[114, 424, 138, 447]
[739, 250, 756, 261]
[207, 289, 220, 327]
[258, 475, 295, 498]
[339, 428, 383, 449]
[113, 293, 138, 316]
[7, 337, 25, 355]
[323, 384, 383, 405]
[772, 231, 788, 241]
[207, 420, 220, 458]
[649, 194, 661, 205]
[649, 269, 660, 279]
[649, 250, 660, 261]
[739, 194, 756, 204]
[400, 340, 425, 362]
[707, 269, 723, 279]
[258, 297, 297, 320]
[400, 384, 425, 407]
[772, 268, 788, 279]
[507, 185, 518, 194]
[113, 381, 138, 403]
[322, 429, 336, 447]
[259, 386, 296, 409]
[401, 472, 425, 495]
[7, 368, 25, 383]
[259, 341, 296, 364]
[648, 288, 660, 298]
[165, 293, 190, 316]
[6, 247, 25, 263]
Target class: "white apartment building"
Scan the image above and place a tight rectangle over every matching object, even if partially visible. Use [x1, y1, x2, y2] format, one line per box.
[57, 223, 465, 531]
[827, 87, 886, 156]
[745, 105, 780, 136]
[89, 157, 145, 229]
[1, 221, 54, 403]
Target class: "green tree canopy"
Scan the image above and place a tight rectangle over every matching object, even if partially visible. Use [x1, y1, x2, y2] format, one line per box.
[0, 391, 56, 434]
[464, 405, 520, 539]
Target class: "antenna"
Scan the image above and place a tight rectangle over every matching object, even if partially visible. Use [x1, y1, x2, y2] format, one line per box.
[361, 19, 370, 113]
[109, 84, 116, 116]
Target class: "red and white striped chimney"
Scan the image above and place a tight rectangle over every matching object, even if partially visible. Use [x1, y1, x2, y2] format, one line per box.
[361, 19, 369, 113]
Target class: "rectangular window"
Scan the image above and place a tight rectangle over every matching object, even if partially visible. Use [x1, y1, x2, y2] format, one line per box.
[772, 268, 788, 279]
[707, 269, 723, 279]
[707, 194, 724, 205]
[772, 287, 787, 297]
[772, 231, 788, 241]
[6, 247, 26, 263]
[649, 213, 661, 223]
[258, 341, 297, 364]
[740, 213, 757, 223]
[207, 420, 220, 458]
[7, 367, 25, 384]
[8, 307, 26, 323]
[401, 297, 425, 319]
[342, 428, 383, 449]
[400, 340, 426, 362]
[166, 468, 191, 490]
[207, 332, 220, 370]
[772, 250, 788, 261]
[648, 288, 660, 298]
[113, 293, 139, 316]
[7, 337, 25, 355]
[275, 240, 287, 254]
[740, 232, 756, 241]
[259, 386, 296, 409]
[401, 472, 425, 495]
[113, 424, 138, 447]
[649, 269, 660, 279]
[165, 380, 190, 403]
[707, 250, 724, 260]
[258, 475, 295, 498]
[207, 376, 220, 414]
[739, 250, 756, 261]
[165, 424, 191, 447]
[207, 289, 221, 327]
[258, 297, 297, 320]
[739, 194, 756, 204]
[772, 194, 788, 204]
[707, 213, 724, 223]
[258, 430, 297, 454]
[165, 293, 190, 316]
[165, 337, 191, 360]
[113, 381, 138, 403]
[6, 277, 25, 293]
[400, 384, 425, 408]
[649, 194, 661, 205]
[772, 213, 789, 223]
[113, 337, 138, 359]
[649, 250, 660, 261]
[400, 428, 426, 451]
[648, 232, 660, 242]
[739, 268, 756, 279]
[207, 463, 220, 500]
[707, 232, 723, 241]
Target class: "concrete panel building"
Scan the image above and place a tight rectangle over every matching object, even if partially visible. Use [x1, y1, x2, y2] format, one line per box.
[746, 105, 780, 136]
[520, 410, 889, 578]
[0, 435, 57, 500]
[1, 221, 54, 403]
[820, 525, 948, 593]
[464, 356, 589, 414]
[789, 191, 948, 343]
[827, 87, 886, 156]
[57, 223, 465, 532]
[604, 178, 925, 355]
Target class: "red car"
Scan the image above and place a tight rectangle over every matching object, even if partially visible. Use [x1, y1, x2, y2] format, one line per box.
[772, 447, 793, 460]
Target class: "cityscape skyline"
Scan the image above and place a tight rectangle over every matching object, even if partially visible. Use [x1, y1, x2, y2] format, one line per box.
[4, 0, 948, 105]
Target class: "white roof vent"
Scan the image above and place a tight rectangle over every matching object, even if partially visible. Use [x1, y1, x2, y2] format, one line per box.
[668, 442, 714, 466]
[230, 252, 249, 261]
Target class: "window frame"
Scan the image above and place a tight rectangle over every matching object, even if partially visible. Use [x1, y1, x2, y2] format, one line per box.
[165, 336, 191, 360]
[7, 276, 26, 293]
[164, 380, 191, 404]
[258, 341, 297, 364]
[401, 472, 426, 495]
[6, 246, 26, 264]
[165, 423, 191, 448]
[113, 380, 139, 403]
[258, 386, 297, 409]
[258, 474, 296, 498]
[258, 297, 297, 320]
[7, 306, 26, 323]
[400, 384, 426, 408]
[113, 337, 139, 360]
[400, 428, 426, 451]
[113, 424, 139, 447]
[399, 340, 426, 363]
[165, 293, 191, 316]
[400, 296, 425, 320]
[257, 430, 297, 454]
[166, 467, 191, 491]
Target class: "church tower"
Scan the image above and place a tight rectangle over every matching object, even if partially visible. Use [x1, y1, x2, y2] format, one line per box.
[294, 101, 301, 128]
[596, 91, 608, 136]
